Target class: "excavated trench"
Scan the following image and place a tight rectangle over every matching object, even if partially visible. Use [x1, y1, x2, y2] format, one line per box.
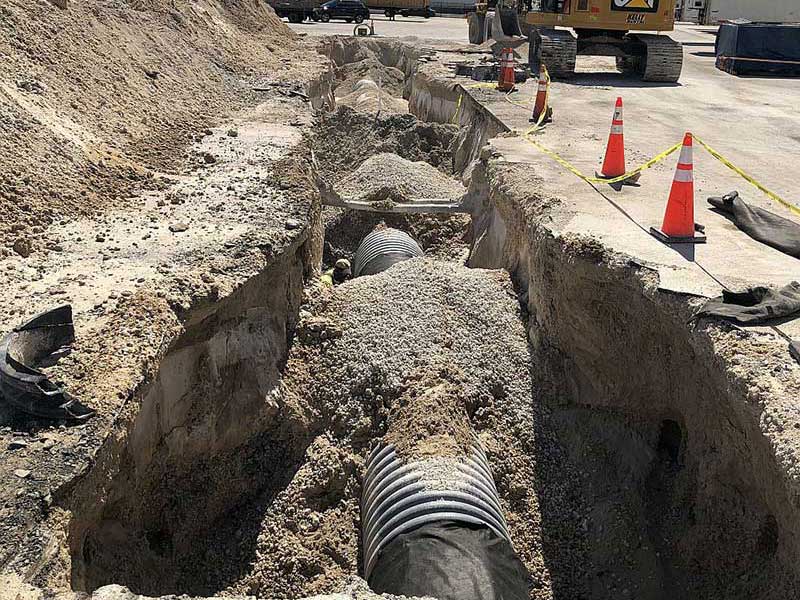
[62, 36, 800, 600]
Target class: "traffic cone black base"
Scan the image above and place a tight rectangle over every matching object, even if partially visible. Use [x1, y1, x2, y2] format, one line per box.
[594, 170, 641, 188]
[529, 107, 553, 124]
[649, 225, 707, 244]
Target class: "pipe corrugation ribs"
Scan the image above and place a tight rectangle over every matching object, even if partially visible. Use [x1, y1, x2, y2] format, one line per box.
[352, 228, 424, 277]
[361, 442, 509, 580]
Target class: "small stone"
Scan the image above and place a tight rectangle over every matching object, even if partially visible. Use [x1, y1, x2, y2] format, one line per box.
[227, 129, 239, 138]
[95, 234, 106, 243]
[8, 440, 28, 450]
[13, 469, 31, 479]
[285, 219, 300, 230]
[12, 238, 32, 258]
[201, 273, 214, 283]
[169, 222, 189, 233]
[202, 152, 217, 165]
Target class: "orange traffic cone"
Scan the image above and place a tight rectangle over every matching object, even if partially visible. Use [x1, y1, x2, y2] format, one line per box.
[597, 97, 639, 186]
[497, 48, 515, 92]
[529, 64, 552, 124]
[650, 132, 707, 244]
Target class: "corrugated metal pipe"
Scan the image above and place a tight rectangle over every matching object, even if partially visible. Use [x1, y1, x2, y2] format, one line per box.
[361, 440, 511, 580]
[352, 228, 424, 277]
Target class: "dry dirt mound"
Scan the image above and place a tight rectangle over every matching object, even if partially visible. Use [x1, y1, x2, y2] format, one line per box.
[336, 79, 409, 115]
[311, 105, 458, 178]
[0, 0, 298, 255]
[334, 153, 465, 203]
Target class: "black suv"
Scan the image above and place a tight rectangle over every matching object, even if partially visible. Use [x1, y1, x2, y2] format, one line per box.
[314, 0, 370, 22]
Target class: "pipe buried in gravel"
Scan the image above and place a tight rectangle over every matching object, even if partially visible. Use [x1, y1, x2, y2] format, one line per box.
[352, 228, 424, 277]
[361, 437, 530, 600]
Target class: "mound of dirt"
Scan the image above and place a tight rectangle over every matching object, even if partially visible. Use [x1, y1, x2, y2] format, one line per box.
[0, 0, 299, 254]
[336, 79, 409, 115]
[333, 57, 407, 98]
[334, 153, 465, 203]
[311, 105, 458, 178]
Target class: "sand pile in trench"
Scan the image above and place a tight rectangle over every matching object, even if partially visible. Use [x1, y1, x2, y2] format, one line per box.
[334, 153, 465, 203]
[336, 80, 409, 115]
[311, 106, 458, 177]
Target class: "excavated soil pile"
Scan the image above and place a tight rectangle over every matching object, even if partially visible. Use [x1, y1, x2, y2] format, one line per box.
[0, 0, 299, 253]
[336, 80, 409, 115]
[312, 106, 458, 177]
[334, 153, 466, 203]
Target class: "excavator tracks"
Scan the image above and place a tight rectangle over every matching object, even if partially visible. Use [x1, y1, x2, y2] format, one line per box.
[538, 28, 577, 78]
[631, 34, 684, 83]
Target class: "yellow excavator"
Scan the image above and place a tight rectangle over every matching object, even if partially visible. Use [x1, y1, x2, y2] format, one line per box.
[468, 0, 683, 82]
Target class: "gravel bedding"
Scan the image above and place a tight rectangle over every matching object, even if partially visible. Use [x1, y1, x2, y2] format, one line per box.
[333, 153, 465, 203]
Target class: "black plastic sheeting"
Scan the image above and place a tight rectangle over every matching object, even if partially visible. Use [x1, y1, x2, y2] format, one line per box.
[369, 521, 530, 600]
[715, 23, 800, 76]
[0, 305, 94, 421]
[693, 282, 800, 325]
[708, 191, 800, 259]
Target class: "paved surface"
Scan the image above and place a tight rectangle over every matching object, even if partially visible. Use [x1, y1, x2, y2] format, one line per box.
[445, 24, 800, 335]
[288, 12, 469, 40]
[292, 15, 800, 330]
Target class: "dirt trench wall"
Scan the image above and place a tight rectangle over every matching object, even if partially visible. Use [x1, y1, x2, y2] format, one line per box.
[67, 228, 317, 595]
[467, 154, 800, 599]
[409, 72, 509, 174]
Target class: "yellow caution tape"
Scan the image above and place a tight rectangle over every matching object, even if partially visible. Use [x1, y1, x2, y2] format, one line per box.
[520, 130, 682, 186]
[453, 79, 799, 214]
[693, 135, 800, 217]
[451, 93, 463, 124]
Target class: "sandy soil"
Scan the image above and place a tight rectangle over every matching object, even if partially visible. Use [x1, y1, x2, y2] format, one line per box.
[0, 0, 301, 254]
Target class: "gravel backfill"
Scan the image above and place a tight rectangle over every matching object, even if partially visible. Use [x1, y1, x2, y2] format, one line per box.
[334, 153, 465, 203]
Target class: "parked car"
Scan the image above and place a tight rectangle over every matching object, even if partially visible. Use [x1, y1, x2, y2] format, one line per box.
[399, 6, 435, 17]
[314, 0, 371, 22]
[267, 0, 320, 22]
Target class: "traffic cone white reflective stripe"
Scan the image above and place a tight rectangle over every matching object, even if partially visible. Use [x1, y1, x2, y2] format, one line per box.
[600, 97, 627, 178]
[673, 142, 694, 182]
[530, 64, 551, 123]
[650, 132, 706, 243]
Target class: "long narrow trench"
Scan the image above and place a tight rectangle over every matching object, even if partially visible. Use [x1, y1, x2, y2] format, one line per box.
[62, 36, 799, 600]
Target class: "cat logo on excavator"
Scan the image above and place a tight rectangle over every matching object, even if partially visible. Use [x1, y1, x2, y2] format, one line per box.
[612, 0, 659, 12]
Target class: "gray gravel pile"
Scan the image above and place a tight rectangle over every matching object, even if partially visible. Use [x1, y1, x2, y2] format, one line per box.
[310, 106, 457, 179]
[167, 258, 588, 600]
[336, 79, 409, 115]
[297, 258, 588, 599]
[333, 153, 465, 203]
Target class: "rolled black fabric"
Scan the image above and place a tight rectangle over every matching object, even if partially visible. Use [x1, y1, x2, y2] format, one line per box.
[368, 521, 530, 600]
[708, 191, 800, 259]
[694, 281, 800, 325]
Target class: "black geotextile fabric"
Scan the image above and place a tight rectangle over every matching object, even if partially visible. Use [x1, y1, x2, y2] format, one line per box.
[708, 191, 800, 259]
[368, 521, 530, 600]
[716, 23, 800, 75]
[694, 282, 800, 325]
